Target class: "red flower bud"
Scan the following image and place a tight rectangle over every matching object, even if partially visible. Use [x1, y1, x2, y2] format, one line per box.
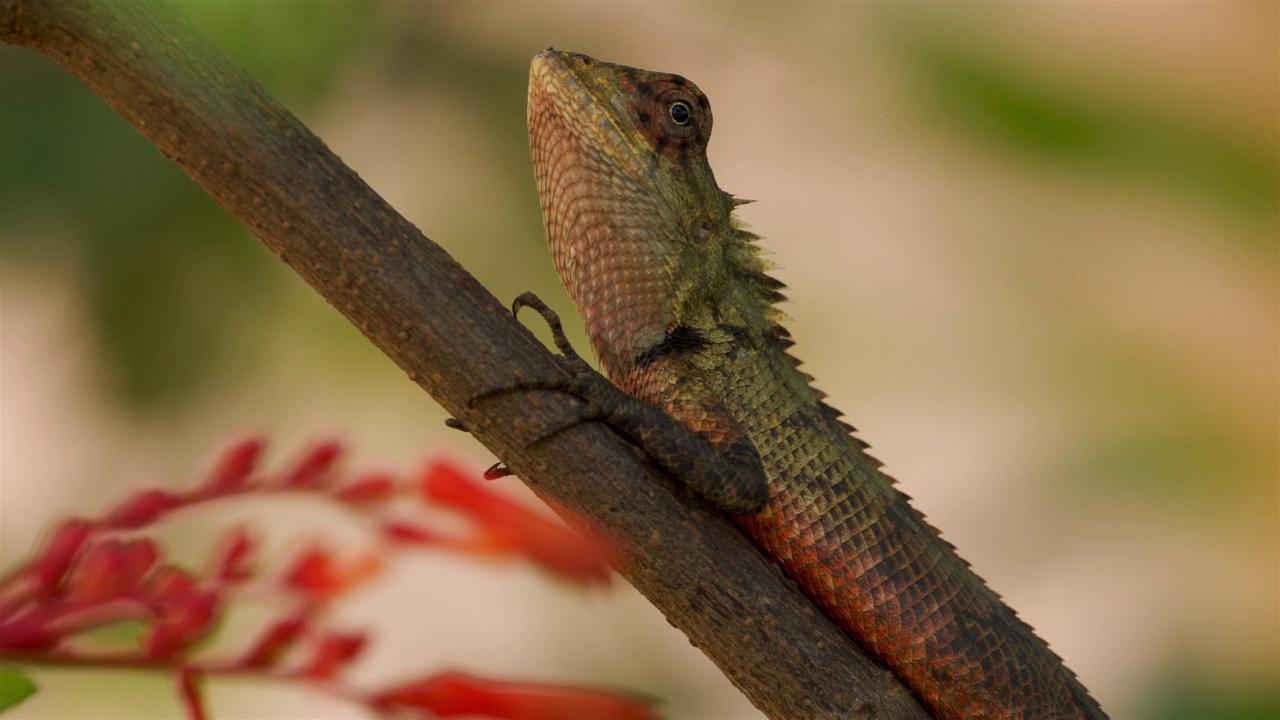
[284, 546, 333, 596]
[417, 460, 482, 507]
[0, 615, 60, 650]
[211, 526, 256, 583]
[372, 670, 657, 719]
[28, 519, 94, 597]
[146, 565, 200, 608]
[66, 540, 128, 603]
[380, 520, 447, 547]
[105, 489, 181, 529]
[335, 473, 398, 505]
[144, 588, 219, 658]
[116, 538, 160, 592]
[279, 439, 343, 489]
[302, 630, 366, 679]
[203, 436, 265, 494]
[285, 546, 381, 601]
[240, 614, 308, 667]
[419, 461, 612, 586]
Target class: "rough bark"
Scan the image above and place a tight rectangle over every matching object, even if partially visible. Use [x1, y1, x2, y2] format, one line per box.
[0, 1, 929, 717]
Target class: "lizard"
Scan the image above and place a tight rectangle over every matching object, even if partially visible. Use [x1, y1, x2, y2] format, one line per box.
[514, 47, 1108, 720]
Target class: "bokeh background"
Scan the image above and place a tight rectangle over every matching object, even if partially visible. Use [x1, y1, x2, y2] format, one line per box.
[2, 3, 1276, 718]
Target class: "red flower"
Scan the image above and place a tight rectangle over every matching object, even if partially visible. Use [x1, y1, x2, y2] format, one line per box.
[26, 519, 94, 598]
[279, 439, 343, 489]
[65, 538, 157, 603]
[285, 545, 382, 601]
[335, 472, 398, 505]
[0, 613, 60, 650]
[240, 615, 308, 667]
[210, 526, 256, 582]
[144, 587, 218, 658]
[302, 630, 366, 679]
[0, 438, 654, 720]
[105, 489, 181, 529]
[202, 436, 265, 494]
[381, 520, 452, 548]
[418, 461, 611, 586]
[372, 670, 657, 720]
[146, 566, 200, 608]
[142, 564, 220, 656]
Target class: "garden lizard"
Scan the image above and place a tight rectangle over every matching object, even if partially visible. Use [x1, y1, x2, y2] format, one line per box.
[520, 48, 1107, 720]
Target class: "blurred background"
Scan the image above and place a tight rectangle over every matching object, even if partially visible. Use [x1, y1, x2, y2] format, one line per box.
[1, 3, 1275, 718]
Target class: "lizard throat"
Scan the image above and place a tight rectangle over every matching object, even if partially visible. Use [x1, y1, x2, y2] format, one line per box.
[528, 51, 683, 378]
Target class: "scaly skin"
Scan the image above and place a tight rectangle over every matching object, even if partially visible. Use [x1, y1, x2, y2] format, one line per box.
[527, 48, 1106, 720]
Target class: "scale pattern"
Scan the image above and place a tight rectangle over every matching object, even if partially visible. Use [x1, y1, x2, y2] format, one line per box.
[527, 48, 1107, 720]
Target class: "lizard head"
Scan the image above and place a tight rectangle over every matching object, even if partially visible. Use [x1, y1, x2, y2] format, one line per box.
[529, 49, 780, 379]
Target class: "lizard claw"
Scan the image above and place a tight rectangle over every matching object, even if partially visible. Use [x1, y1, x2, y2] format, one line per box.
[512, 291, 594, 376]
[484, 462, 512, 480]
[469, 291, 601, 408]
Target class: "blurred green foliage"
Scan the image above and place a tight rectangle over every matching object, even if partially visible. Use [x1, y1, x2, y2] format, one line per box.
[897, 30, 1279, 244]
[0, 3, 378, 410]
[0, 666, 38, 712]
[382, 22, 531, 161]
[1146, 661, 1280, 720]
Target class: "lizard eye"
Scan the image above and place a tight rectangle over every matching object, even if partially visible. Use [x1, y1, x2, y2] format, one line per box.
[668, 101, 692, 125]
[640, 85, 709, 156]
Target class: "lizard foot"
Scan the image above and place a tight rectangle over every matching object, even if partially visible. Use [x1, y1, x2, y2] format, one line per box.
[471, 292, 769, 514]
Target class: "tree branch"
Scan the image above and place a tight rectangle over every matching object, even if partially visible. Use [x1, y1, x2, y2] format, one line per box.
[0, 1, 928, 717]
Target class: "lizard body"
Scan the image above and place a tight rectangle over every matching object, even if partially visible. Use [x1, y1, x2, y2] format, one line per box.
[526, 48, 1106, 720]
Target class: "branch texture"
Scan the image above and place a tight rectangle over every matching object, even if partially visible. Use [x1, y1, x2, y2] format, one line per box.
[0, 1, 928, 717]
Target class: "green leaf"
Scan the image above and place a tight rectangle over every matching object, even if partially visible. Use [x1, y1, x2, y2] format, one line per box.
[0, 666, 38, 713]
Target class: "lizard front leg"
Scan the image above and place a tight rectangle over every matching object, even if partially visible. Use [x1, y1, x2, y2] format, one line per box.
[472, 292, 769, 515]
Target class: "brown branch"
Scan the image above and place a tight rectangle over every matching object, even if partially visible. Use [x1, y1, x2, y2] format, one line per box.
[0, 1, 929, 718]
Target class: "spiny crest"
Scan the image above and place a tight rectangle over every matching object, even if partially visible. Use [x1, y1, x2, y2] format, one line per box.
[727, 206, 793, 328]
[728, 198, 882, 473]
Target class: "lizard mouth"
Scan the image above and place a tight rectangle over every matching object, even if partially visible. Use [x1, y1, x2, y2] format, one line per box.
[528, 49, 657, 180]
